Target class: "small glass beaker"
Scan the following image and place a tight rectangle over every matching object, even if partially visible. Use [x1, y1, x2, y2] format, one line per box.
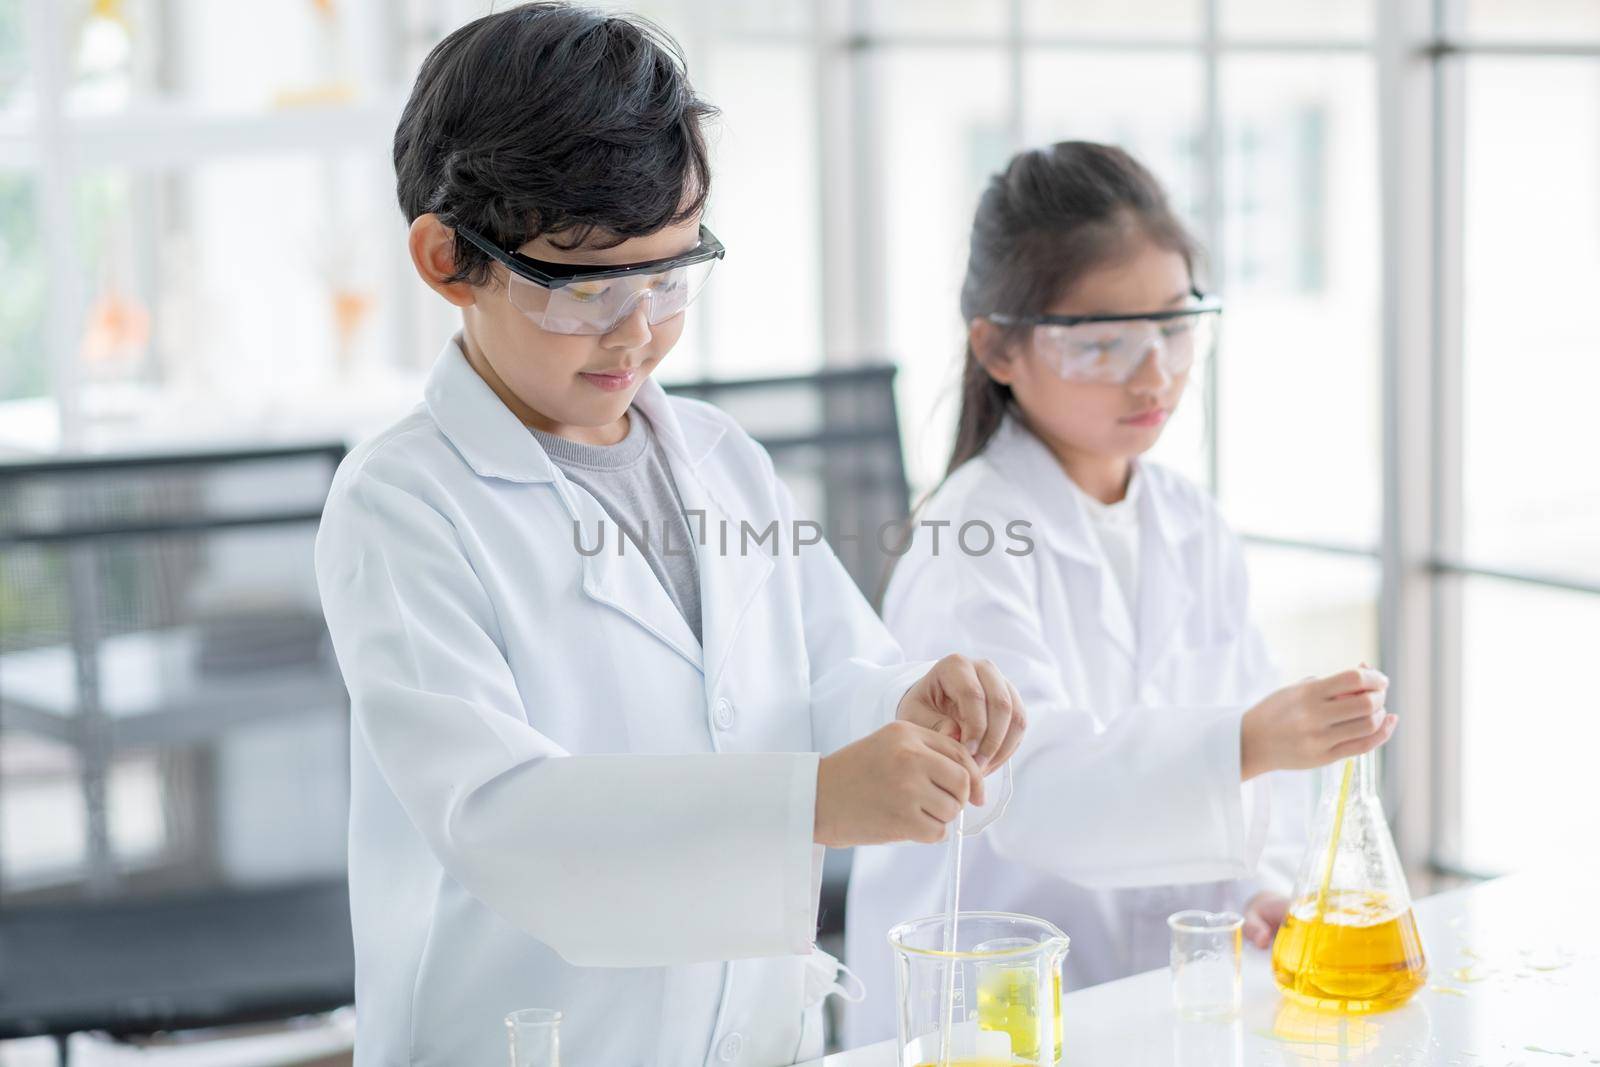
[506, 1008, 560, 1067]
[888, 911, 1068, 1066]
[1168, 910, 1243, 1019]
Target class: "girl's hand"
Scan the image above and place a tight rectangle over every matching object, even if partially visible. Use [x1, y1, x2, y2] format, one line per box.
[1240, 666, 1395, 780]
[895, 654, 1028, 804]
[1243, 891, 1290, 949]
[813, 721, 984, 847]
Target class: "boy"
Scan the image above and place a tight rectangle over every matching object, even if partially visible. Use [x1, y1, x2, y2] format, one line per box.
[314, 5, 1024, 1064]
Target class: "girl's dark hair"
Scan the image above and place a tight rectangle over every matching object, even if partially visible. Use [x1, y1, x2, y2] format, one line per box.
[393, 2, 718, 286]
[947, 141, 1203, 476]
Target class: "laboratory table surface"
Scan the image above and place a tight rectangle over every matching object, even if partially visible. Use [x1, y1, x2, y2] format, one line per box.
[807, 869, 1599, 1066]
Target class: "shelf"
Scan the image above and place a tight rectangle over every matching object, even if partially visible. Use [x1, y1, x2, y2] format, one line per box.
[81, 95, 404, 168]
[6, 94, 407, 171]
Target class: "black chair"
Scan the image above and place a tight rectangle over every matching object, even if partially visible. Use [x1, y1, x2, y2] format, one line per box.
[668, 362, 912, 607]
[0, 444, 355, 1065]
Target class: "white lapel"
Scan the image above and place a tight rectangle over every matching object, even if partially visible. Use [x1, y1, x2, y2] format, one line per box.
[569, 482, 705, 672]
[987, 417, 1137, 664]
[631, 379, 774, 689]
[1134, 465, 1204, 686]
[424, 336, 707, 672]
[1094, 555, 1139, 665]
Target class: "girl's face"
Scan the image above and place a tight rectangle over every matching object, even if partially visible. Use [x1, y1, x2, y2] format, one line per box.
[413, 214, 701, 445]
[982, 238, 1194, 465]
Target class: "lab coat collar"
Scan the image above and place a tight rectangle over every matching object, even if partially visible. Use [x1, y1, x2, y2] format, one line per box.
[986, 414, 1206, 559]
[425, 334, 753, 677]
[987, 414, 1206, 668]
[424, 334, 728, 483]
[592, 356, 774, 684]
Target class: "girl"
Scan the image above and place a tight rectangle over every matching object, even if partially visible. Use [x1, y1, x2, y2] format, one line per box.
[843, 142, 1396, 1045]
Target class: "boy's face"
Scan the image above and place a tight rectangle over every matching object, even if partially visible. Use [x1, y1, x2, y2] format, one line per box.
[452, 216, 704, 445]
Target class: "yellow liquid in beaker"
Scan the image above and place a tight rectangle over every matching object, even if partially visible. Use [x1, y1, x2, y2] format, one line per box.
[1271, 891, 1427, 1014]
[972, 965, 1061, 1063]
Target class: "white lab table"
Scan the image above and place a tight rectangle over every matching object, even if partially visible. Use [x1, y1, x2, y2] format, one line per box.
[808, 870, 1600, 1066]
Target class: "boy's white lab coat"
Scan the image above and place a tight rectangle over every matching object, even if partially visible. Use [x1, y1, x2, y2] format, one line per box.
[315, 337, 927, 1067]
[843, 415, 1308, 1047]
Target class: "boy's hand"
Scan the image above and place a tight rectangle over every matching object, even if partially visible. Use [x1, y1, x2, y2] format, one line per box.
[813, 721, 984, 848]
[1243, 891, 1290, 949]
[1240, 666, 1395, 781]
[895, 654, 1027, 804]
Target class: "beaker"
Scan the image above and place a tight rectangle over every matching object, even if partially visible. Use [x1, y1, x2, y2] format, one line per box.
[1270, 752, 1427, 1013]
[506, 1008, 560, 1067]
[1167, 910, 1242, 1019]
[888, 911, 1069, 1067]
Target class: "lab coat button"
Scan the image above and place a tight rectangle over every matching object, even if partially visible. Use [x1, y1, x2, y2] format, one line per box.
[713, 697, 735, 730]
[716, 1032, 743, 1061]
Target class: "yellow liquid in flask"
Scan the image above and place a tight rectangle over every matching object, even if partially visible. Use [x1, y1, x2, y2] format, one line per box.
[1270, 890, 1427, 1014]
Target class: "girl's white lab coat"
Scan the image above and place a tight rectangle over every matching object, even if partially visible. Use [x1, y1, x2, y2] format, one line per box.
[843, 415, 1308, 1047]
[315, 337, 928, 1067]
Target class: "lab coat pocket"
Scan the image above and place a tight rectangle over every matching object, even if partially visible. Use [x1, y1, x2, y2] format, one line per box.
[794, 948, 864, 1062]
[1161, 631, 1251, 707]
[1181, 601, 1241, 649]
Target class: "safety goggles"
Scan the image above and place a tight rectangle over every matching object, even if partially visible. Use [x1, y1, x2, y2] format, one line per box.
[456, 224, 725, 336]
[989, 291, 1222, 385]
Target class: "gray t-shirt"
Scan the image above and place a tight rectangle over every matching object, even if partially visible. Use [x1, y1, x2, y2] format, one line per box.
[531, 410, 703, 644]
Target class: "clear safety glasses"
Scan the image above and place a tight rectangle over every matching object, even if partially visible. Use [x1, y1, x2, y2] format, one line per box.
[456, 224, 725, 336]
[989, 291, 1222, 385]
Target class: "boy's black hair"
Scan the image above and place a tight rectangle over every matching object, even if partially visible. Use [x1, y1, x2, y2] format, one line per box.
[394, 2, 717, 286]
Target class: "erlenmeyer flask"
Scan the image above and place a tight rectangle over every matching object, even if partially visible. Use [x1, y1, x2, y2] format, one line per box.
[1270, 752, 1427, 1013]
